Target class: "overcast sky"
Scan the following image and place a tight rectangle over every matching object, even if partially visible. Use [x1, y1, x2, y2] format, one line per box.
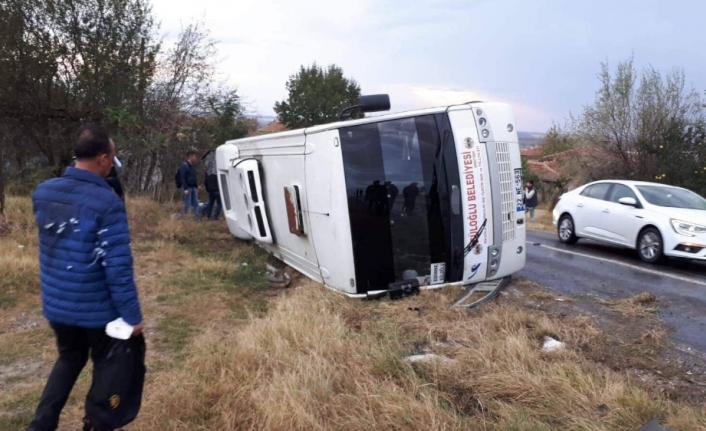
[150, 0, 706, 132]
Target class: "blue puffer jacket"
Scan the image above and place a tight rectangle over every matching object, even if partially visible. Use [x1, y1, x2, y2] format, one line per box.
[32, 167, 143, 328]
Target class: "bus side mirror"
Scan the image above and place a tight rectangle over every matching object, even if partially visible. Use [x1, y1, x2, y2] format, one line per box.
[358, 94, 390, 114]
[340, 94, 391, 120]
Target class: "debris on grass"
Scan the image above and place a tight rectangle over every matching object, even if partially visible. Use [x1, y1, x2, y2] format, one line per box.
[405, 353, 458, 365]
[637, 419, 675, 431]
[265, 264, 292, 287]
[542, 336, 566, 352]
[590, 292, 659, 318]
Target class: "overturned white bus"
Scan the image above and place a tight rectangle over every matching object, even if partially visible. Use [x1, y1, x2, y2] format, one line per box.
[215, 96, 526, 299]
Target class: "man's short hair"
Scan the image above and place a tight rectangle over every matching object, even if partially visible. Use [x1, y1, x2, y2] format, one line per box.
[74, 124, 111, 160]
[186, 150, 196, 157]
[528, 180, 534, 186]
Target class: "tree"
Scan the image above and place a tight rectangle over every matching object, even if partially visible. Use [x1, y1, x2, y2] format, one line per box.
[274, 63, 361, 129]
[577, 57, 704, 180]
[550, 56, 706, 196]
[0, 134, 5, 215]
[206, 90, 249, 146]
[0, 0, 159, 188]
[521, 157, 540, 191]
[540, 125, 575, 156]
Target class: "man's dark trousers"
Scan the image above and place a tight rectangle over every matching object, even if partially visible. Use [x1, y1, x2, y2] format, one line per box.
[28, 324, 112, 431]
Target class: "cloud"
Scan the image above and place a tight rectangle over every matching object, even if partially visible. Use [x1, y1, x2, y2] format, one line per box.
[149, 0, 706, 132]
[149, 0, 559, 129]
[388, 86, 554, 132]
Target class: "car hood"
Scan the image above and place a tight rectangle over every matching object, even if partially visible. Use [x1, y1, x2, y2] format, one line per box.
[647, 206, 706, 224]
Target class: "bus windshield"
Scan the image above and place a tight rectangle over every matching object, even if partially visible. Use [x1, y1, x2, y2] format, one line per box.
[339, 114, 462, 292]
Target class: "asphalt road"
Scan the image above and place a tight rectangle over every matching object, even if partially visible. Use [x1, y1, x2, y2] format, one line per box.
[520, 229, 706, 354]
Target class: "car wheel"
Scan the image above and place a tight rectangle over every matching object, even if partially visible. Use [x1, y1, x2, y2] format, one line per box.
[558, 215, 578, 244]
[638, 227, 663, 264]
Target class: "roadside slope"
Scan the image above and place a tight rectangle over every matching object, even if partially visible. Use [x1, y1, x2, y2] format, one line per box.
[1, 196, 705, 430]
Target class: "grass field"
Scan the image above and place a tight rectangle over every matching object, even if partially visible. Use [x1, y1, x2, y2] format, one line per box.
[527, 208, 555, 233]
[1, 196, 705, 430]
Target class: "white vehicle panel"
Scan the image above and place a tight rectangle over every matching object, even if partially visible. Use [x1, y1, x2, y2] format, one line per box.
[216, 101, 527, 295]
[448, 109, 490, 282]
[305, 130, 357, 293]
[233, 159, 273, 244]
[255, 155, 322, 281]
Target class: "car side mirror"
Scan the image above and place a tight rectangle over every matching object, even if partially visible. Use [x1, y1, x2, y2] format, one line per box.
[618, 197, 638, 207]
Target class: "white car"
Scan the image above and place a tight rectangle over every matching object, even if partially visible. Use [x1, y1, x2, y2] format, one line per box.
[552, 180, 706, 263]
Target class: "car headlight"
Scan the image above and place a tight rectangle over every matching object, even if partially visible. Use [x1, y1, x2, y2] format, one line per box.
[671, 219, 706, 237]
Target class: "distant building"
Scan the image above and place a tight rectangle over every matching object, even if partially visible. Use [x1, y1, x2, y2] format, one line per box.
[520, 147, 543, 160]
[249, 121, 287, 137]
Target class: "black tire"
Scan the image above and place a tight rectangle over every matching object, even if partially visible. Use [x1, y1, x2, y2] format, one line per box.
[557, 215, 579, 245]
[637, 227, 664, 264]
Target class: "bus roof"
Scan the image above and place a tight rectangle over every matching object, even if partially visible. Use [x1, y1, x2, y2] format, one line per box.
[223, 104, 477, 146]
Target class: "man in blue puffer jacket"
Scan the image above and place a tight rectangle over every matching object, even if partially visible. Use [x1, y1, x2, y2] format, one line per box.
[27, 125, 143, 431]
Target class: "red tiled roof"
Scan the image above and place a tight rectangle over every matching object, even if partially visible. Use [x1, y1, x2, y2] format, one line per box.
[521, 147, 543, 158]
[527, 160, 561, 182]
[260, 121, 287, 133]
[540, 147, 590, 162]
[248, 121, 288, 137]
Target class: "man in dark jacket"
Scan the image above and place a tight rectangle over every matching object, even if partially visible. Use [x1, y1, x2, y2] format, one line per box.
[384, 181, 398, 215]
[27, 125, 143, 431]
[402, 182, 420, 215]
[204, 172, 222, 220]
[524, 180, 538, 223]
[106, 167, 124, 203]
[180, 150, 199, 216]
[105, 156, 124, 203]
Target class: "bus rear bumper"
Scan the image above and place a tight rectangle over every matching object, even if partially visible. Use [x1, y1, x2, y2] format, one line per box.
[489, 236, 526, 281]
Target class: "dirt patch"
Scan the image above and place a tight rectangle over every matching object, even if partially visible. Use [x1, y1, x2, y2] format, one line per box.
[0, 362, 46, 388]
[2, 312, 44, 334]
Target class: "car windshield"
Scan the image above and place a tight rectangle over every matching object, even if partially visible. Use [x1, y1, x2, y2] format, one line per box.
[636, 185, 706, 210]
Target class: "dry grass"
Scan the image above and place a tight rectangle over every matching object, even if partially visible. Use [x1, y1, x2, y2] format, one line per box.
[0, 195, 279, 430]
[591, 292, 660, 319]
[528, 209, 555, 233]
[132, 286, 706, 431]
[1, 196, 705, 431]
[0, 196, 40, 312]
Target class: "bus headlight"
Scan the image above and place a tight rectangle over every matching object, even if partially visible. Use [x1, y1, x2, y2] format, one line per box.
[479, 118, 487, 126]
[517, 246, 523, 254]
[491, 249, 499, 257]
[482, 129, 489, 138]
[507, 124, 514, 132]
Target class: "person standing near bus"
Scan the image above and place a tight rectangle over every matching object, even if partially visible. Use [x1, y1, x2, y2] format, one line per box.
[402, 182, 419, 216]
[524, 180, 538, 223]
[179, 150, 199, 216]
[105, 156, 124, 203]
[204, 171, 222, 220]
[27, 125, 143, 431]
